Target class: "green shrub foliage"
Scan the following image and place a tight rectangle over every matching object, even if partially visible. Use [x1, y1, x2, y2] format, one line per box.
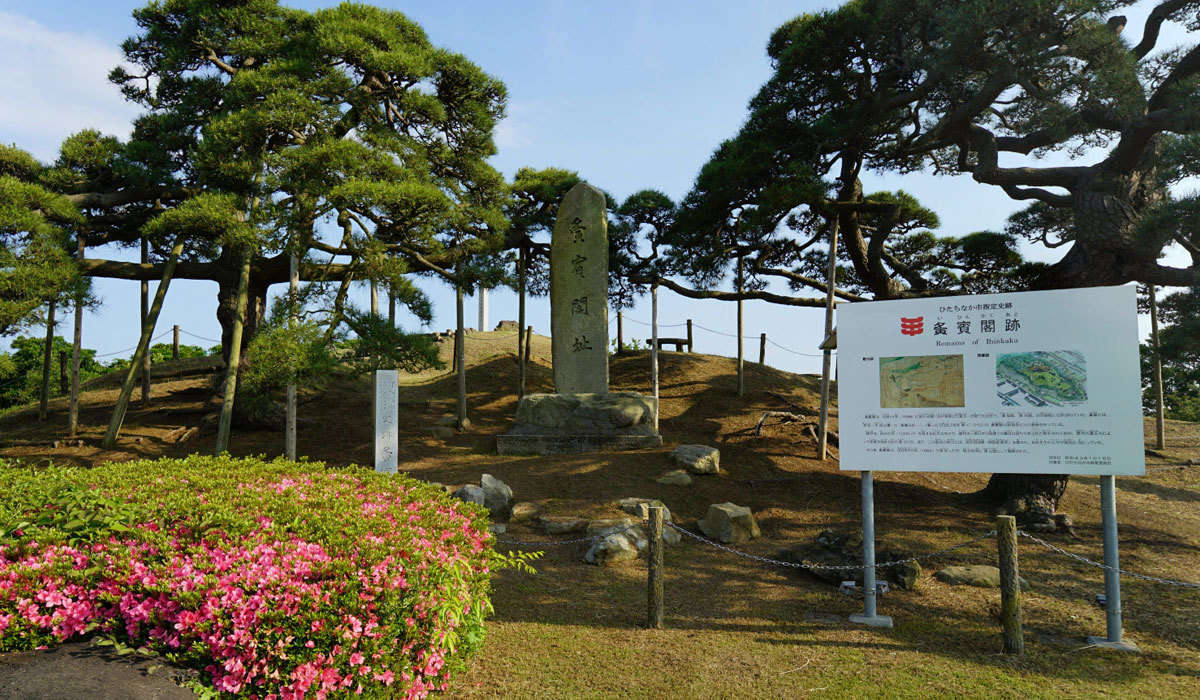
[0, 456, 537, 698]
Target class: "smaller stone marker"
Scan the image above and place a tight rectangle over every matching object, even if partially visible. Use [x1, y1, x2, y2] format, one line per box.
[374, 370, 399, 473]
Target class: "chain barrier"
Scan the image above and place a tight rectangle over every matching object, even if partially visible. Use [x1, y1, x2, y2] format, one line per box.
[665, 522, 997, 571]
[1018, 531, 1200, 590]
[492, 518, 1200, 592]
[494, 523, 643, 548]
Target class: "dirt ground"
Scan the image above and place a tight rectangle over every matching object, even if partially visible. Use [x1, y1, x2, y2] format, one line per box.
[2, 338, 1199, 698]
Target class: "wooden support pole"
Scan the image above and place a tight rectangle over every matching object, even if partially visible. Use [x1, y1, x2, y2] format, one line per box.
[686, 319, 693, 352]
[525, 326, 532, 365]
[517, 246, 527, 400]
[651, 283, 659, 430]
[39, 301, 55, 422]
[172, 325, 180, 360]
[455, 278, 467, 429]
[1149, 285, 1165, 450]
[646, 505, 664, 629]
[286, 252, 298, 461]
[818, 217, 840, 460]
[617, 311, 624, 353]
[370, 279, 378, 316]
[69, 235, 83, 436]
[736, 257, 745, 397]
[759, 333, 766, 365]
[104, 235, 186, 448]
[58, 350, 68, 395]
[997, 515, 1024, 654]
[140, 237, 151, 408]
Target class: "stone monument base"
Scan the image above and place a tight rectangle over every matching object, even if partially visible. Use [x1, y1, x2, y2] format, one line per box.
[497, 392, 662, 455]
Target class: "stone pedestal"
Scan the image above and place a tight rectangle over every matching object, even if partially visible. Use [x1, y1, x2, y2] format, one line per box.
[497, 392, 662, 455]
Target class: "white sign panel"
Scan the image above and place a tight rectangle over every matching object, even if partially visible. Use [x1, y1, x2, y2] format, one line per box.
[838, 286, 1144, 475]
[374, 370, 399, 474]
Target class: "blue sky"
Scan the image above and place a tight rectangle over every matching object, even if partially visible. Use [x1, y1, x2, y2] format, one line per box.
[0, 1, 1179, 372]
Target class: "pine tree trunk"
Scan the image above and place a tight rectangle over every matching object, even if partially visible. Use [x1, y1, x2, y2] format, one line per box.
[215, 248, 253, 455]
[102, 235, 186, 448]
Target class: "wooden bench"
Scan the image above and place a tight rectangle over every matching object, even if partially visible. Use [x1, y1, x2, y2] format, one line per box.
[647, 337, 691, 352]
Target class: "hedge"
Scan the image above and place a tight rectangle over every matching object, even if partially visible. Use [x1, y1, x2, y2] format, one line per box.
[0, 456, 534, 699]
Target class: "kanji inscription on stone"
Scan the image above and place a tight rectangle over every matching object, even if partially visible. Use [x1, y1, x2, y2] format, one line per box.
[550, 183, 608, 394]
[374, 369, 399, 473]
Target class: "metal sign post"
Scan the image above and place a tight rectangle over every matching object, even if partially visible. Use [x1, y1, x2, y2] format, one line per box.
[849, 470, 893, 627]
[1088, 475, 1139, 651]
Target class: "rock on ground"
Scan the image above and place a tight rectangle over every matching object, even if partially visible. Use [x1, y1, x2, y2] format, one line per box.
[696, 502, 759, 544]
[935, 565, 1030, 591]
[510, 502, 540, 523]
[672, 445, 719, 474]
[615, 497, 672, 522]
[539, 516, 588, 535]
[584, 533, 640, 566]
[452, 484, 486, 507]
[480, 473, 513, 522]
[654, 469, 693, 486]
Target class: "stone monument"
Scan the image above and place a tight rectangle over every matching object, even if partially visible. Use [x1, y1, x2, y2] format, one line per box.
[374, 369, 398, 473]
[497, 183, 662, 455]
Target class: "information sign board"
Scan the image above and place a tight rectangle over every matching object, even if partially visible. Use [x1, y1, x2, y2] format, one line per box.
[837, 286, 1144, 475]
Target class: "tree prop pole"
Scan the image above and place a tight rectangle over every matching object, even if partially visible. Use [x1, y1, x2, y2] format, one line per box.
[285, 252, 298, 461]
[455, 274, 467, 429]
[517, 245, 527, 400]
[651, 282, 659, 431]
[38, 301, 55, 422]
[103, 235, 186, 448]
[140, 237, 151, 407]
[69, 235, 83, 436]
[736, 255, 744, 397]
[1149, 285, 1164, 450]
[818, 217, 840, 460]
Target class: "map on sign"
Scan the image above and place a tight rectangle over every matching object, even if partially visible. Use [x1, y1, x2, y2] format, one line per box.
[878, 355, 965, 408]
[996, 350, 1087, 407]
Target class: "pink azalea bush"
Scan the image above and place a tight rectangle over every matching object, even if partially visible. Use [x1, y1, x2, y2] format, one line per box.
[0, 456, 533, 698]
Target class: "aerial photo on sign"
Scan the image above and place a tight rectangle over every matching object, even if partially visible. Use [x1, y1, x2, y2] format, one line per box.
[878, 355, 965, 408]
[996, 350, 1087, 407]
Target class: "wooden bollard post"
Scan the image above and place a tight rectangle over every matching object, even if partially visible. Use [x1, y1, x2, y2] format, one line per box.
[686, 319, 693, 352]
[646, 505, 664, 629]
[997, 515, 1023, 654]
[172, 325, 180, 360]
[617, 311, 624, 353]
[759, 333, 766, 364]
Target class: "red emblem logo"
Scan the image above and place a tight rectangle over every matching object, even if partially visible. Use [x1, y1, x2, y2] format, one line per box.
[900, 316, 924, 336]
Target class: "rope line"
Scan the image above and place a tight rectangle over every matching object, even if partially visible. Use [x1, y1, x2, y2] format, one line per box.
[180, 333, 223, 345]
[766, 338, 832, 358]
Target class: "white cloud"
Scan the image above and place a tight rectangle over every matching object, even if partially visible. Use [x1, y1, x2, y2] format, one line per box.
[0, 11, 138, 162]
